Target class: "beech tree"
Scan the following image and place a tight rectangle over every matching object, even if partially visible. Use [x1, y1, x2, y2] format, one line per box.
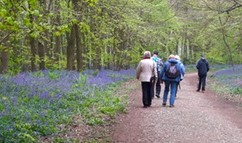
[0, 0, 180, 73]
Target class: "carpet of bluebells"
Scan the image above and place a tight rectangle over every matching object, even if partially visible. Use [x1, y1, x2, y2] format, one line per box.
[211, 65, 242, 95]
[0, 69, 135, 142]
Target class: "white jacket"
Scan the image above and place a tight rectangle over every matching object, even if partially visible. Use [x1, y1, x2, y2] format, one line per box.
[136, 59, 157, 82]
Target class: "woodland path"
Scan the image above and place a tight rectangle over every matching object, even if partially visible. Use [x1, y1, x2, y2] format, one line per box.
[110, 73, 242, 143]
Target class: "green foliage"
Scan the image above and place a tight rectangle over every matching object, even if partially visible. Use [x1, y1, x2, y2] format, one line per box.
[73, 83, 127, 126]
[210, 74, 242, 96]
[32, 71, 44, 77]
[210, 79, 242, 98]
[1, 0, 242, 72]
[48, 71, 61, 80]
[178, 0, 242, 65]
[0, 70, 133, 142]
[0, 0, 184, 72]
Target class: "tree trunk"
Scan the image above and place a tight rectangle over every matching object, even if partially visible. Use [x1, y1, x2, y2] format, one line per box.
[38, 41, 45, 70]
[0, 49, 8, 73]
[79, 28, 86, 70]
[218, 16, 234, 68]
[55, 36, 61, 64]
[74, 24, 82, 72]
[55, 12, 61, 67]
[30, 37, 37, 71]
[66, 25, 76, 70]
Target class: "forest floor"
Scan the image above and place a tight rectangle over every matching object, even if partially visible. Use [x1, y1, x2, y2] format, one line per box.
[109, 72, 242, 143]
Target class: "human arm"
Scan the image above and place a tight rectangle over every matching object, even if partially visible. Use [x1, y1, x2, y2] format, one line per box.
[181, 63, 185, 76]
[196, 62, 199, 69]
[136, 62, 141, 79]
[160, 63, 166, 83]
[206, 60, 209, 72]
[179, 62, 185, 81]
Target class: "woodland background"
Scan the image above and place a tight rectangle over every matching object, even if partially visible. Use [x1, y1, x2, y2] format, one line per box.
[1, 1, 242, 142]
[1, 0, 242, 74]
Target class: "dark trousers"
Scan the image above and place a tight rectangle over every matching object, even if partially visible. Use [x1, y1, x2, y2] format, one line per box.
[151, 73, 161, 98]
[197, 75, 207, 91]
[156, 73, 161, 96]
[141, 82, 152, 107]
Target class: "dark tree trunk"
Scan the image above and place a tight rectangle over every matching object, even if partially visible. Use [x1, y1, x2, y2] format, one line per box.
[38, 41, 45, 70]
[55, 36, 61, 63]
[0, 49, 8, 73]
[66, 25, 76, 70]
[79, 33, 85, 70]
[74, 24, 82, 72]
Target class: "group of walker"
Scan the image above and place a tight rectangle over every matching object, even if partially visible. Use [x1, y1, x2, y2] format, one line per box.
[136, 50, 209, 108]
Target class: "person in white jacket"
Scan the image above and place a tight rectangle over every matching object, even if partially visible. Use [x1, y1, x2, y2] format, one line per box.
[136, 51, 157, 108]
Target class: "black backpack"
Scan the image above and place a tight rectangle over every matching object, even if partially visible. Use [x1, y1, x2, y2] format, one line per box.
[165, 63, 180, 79]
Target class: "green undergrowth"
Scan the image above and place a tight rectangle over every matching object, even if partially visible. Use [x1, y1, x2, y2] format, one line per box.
[0, 69, 136, 143]
[42, 80, 138, 143]
[210, 78, 242, 96]
[81, 80, 139, 143]
[209, 73, 242, 104]
[81, 80, 138, 126]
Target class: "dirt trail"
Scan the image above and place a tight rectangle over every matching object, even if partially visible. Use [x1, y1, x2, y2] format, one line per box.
[110, 73, 242, 143]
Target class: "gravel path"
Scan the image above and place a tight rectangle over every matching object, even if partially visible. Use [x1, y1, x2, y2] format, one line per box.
[111, 73, 242, 143]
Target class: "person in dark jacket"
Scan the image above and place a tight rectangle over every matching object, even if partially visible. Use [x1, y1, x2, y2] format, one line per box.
[196, 54, 209, 93]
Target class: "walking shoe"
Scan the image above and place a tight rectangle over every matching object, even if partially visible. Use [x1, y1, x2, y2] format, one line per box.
[156, 94, 160, 98]
[162, 103, 166, 106]
[196, 89, 200, 92]
[169, 105, 174, 108]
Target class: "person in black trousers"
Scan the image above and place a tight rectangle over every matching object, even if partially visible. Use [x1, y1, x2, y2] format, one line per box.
[151, 50, 163, 98]
[196, 54, 209, 93]
[136, 51, 157, 108]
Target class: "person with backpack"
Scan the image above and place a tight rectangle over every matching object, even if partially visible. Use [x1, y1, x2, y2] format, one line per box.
[160, 54, 185, 107]
[136, 51, 157, 108]
[196, 54, 209, 93]
[151, 50, 163, 98]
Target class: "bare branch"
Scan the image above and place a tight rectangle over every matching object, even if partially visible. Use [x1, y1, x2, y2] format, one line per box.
[218, 2, 242, 14]
[0, 31, 14, 44]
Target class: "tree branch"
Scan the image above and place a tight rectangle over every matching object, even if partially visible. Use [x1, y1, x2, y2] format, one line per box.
[0, 31, 14, 44]
[218, 2, 242, 14]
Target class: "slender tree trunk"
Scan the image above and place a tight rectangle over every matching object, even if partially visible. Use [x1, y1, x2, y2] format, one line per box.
[55, 11, 61, 67]
[55, 36, 61, 64]
[38, 41, 45, 70]
[66, 25, 76, 70]
[0, 31, 12, 73]
[0, 49, 8, 73]
[218, 16, 234, 68]
[79, 30, 86, 70]
[30, 37, 37, 71]
[74, 24, 82, 72]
